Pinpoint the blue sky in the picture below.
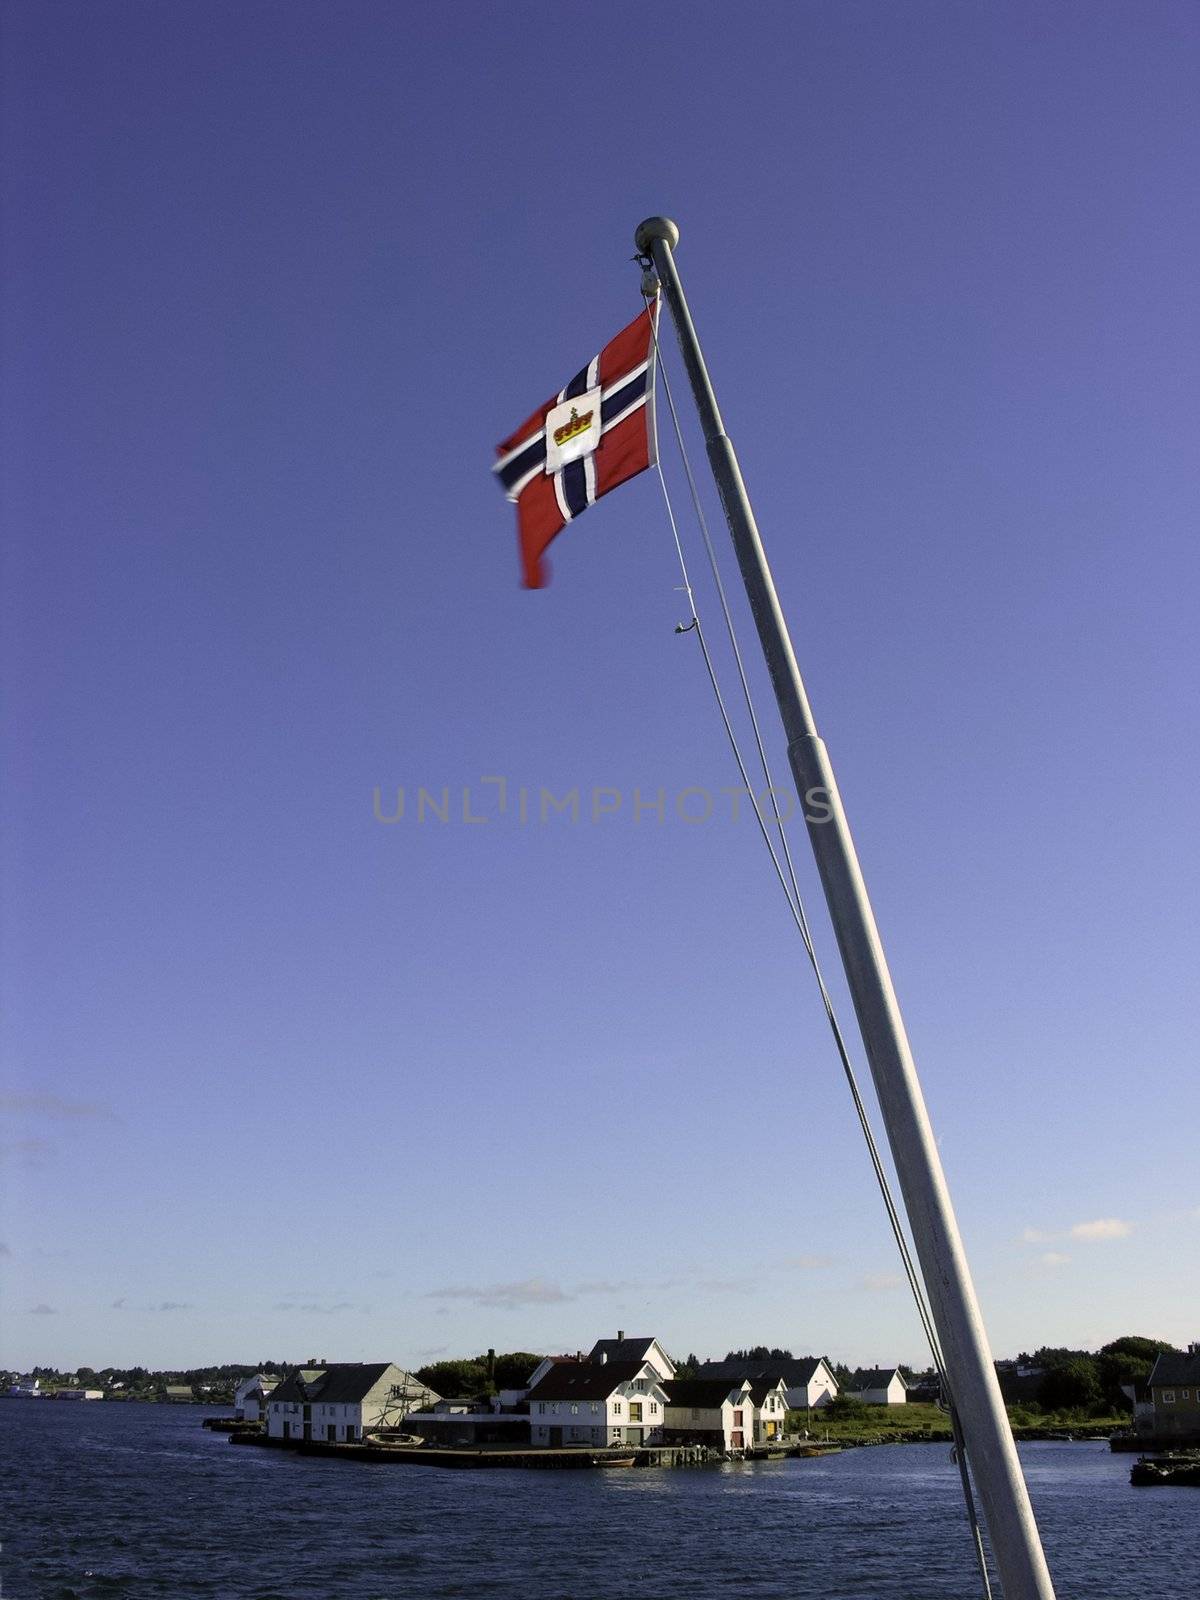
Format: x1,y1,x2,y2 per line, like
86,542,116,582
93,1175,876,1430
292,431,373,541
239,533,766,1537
2,1,1197,1374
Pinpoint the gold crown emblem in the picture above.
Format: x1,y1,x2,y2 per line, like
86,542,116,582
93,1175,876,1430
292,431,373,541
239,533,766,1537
553,406,594,447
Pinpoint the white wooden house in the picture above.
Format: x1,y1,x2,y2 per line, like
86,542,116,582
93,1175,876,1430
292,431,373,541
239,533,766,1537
266,1363,439,1443
520,1353,586,1396
234,1372,279,1422
748,1376,792,1443
846,1366,908,1405
527,1358,669,1447
662,1377,756,1452
696,1356,838,1411
588,1332,676,1382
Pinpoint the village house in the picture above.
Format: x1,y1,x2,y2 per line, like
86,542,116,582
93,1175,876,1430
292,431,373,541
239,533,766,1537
162,1384,194,1403
6,1378,44,1397
662,1377,755,1453
588,1332,676,1382
518,1352,585,1398
748,1376,792,1443
1146,1346,1200,1441
846,1366,908,1405
527,1358,669,1448
266,1362,439,1443
696,1355,838,1411
234,1372,279,1422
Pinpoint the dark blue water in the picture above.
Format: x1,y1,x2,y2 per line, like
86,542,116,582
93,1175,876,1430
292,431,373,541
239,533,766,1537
2,1402,1194,1598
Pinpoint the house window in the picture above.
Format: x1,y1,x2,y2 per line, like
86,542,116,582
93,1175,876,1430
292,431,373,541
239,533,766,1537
1182,1390,1191,1401
635,1379,646,1391
613,1401,622,1416
629,1403,643,1422
538,1403,546,1414
650,1402,658,1414
591,1403,599,1414
570,1403,579,1415
1163,1391,1176,1404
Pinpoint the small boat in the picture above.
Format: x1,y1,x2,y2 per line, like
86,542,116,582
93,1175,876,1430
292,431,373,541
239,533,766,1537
594,1453,637,1468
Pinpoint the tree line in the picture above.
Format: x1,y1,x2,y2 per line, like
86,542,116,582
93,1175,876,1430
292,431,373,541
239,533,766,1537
9,1334,1178,1412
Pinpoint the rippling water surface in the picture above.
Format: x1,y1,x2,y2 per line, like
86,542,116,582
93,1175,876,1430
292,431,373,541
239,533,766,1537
3,1402,1194,1598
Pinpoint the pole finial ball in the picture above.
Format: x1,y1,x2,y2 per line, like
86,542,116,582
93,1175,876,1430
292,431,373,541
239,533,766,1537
634,216,680,254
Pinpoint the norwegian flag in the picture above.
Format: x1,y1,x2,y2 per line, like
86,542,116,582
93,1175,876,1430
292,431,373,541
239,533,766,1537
493,305,657,587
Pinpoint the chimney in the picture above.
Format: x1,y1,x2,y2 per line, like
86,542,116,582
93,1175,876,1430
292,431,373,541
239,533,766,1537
617,1329,625,1342
486,1348,496,1382
307,1357,317,1366
576,1351,583,1363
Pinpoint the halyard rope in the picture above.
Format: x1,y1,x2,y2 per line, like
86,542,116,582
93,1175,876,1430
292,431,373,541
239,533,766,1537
642,286,994,1600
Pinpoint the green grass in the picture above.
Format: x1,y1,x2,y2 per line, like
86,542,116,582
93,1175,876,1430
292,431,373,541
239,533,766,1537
787,1403,1127,1443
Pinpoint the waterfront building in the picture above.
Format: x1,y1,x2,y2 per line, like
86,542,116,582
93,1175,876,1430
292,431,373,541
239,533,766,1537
1146,1345,1200,1440
747,1376,792,1442
518,1352,585,1398
6,1379,45,1398
265,1362,438,1443
661,1377,756,1452
234,1373,279,1422
527,1358,668,1448
587,1333,676,1382
54,1387,104,1401
163,1385,194,1403
695,1355,838,1411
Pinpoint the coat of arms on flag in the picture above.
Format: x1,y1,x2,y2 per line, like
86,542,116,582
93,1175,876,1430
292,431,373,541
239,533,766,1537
493,305,657,587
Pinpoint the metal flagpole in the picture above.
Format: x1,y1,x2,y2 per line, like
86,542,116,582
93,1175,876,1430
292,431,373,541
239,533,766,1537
635,216,1056,1600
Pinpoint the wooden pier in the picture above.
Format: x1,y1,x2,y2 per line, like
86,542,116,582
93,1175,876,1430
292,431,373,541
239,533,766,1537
227,1433,821,1470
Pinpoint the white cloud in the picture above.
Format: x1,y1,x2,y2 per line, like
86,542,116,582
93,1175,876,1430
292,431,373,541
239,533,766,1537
0,1093,115,1121
273,1300,353,1315
1039,1252,1070,1267
783,1254,833,1270
426,1278,572,1309
860,1273,903,1292
1069,1218,1133,1241
1020,1227,1052,1244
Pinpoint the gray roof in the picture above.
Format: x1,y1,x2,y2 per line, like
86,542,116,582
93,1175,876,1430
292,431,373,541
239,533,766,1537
528,1360,647,1402
663,1378,746,1409
1148,1350,1200,1388
589,1337,662,1367
849,1367,907,1390
270,1362,426,1406
698,1357,828,1386
746,1377,790,1404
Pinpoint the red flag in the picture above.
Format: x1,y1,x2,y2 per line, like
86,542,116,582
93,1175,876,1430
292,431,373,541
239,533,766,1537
493,306,657,587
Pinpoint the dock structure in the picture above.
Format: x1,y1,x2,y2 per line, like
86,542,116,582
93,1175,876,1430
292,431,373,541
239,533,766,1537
227,1433,832,1470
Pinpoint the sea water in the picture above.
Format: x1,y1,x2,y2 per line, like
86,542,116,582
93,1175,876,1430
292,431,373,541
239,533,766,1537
2,1401,1193,1599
